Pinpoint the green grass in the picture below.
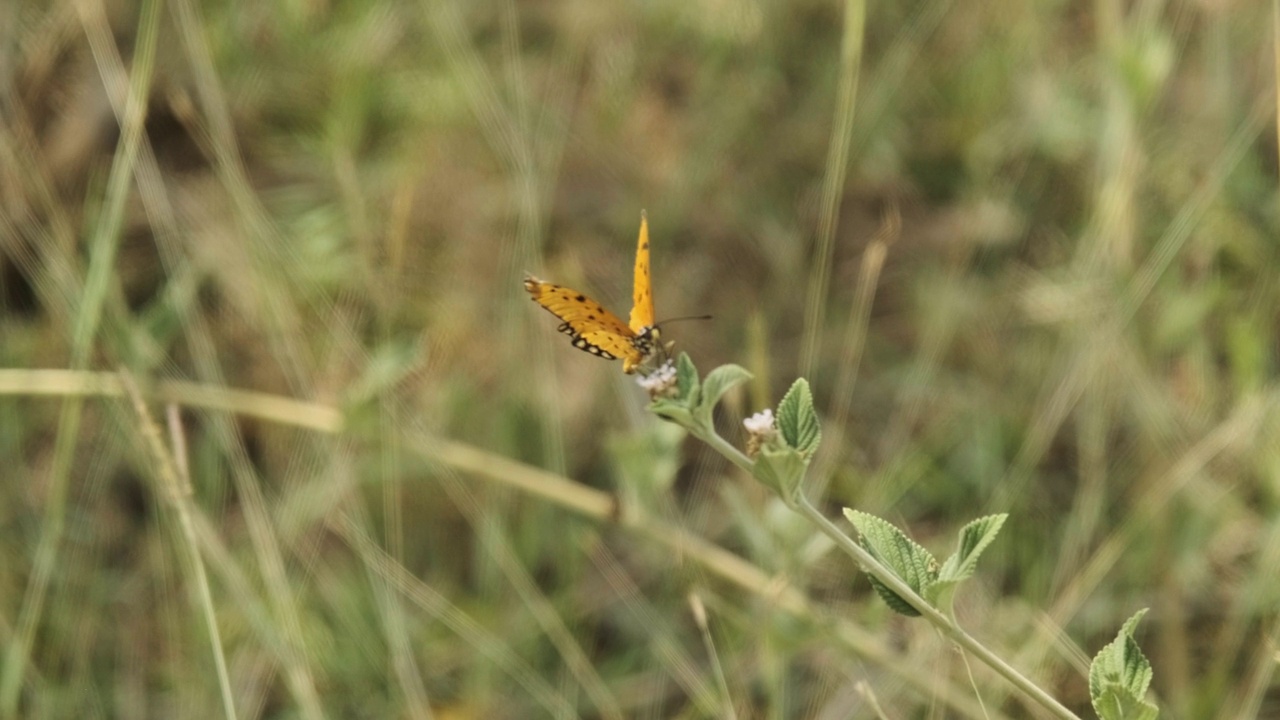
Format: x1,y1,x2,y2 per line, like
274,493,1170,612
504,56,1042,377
2,0,1279,717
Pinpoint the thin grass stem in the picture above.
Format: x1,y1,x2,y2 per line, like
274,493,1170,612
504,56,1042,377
0,0,160,711
119,372,238,720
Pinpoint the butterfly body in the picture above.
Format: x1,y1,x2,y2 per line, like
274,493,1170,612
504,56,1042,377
525,214,659,374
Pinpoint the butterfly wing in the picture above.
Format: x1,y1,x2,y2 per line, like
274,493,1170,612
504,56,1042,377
523,276,645,369
628,212,655,334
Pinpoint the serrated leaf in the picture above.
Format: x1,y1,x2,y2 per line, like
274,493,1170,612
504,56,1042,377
1119,608,1148,641
844,509,937,617
776,378,821,457
675,352,701,405
1093,686,1159,720
751,445,808,503
694,364,753,425
1090,610,1157,720
865,574,922,617
937,514,1007,584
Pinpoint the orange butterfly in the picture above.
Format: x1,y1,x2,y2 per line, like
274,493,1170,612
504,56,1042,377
524,213,659,374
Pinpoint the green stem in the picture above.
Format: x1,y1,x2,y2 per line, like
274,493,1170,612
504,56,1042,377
794,497,1080,720
665,373,1078,718
689,426,755,474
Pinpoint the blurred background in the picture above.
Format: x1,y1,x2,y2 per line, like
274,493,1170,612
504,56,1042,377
2,0,1279,717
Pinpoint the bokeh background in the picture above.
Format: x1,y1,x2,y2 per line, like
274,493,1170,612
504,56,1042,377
2,0,1279,717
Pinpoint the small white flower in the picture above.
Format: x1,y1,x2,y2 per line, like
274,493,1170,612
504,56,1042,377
743,408,777,459
635,361,678,397
743,408,776,434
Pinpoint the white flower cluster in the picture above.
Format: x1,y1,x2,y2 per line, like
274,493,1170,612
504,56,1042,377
742,408,775,434
635,361,678,397
743,408,777,458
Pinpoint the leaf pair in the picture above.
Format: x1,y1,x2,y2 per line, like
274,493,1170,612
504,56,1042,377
843,511,1007,617
847,510,1157,718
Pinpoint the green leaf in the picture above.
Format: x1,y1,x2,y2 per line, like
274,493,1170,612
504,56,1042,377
937,514,1007,584
776,378,821,457
1093,687,1159,720
694,363,753,425
675,352,701,406
1118,609,1148,642
649,400,695,428
751,445,809,504
1090,609,1157,720
648,353,701,428
844,510,937,617
929,514,1005,611
926,577,961,613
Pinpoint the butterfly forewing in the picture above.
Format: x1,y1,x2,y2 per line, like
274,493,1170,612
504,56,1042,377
629,212,655,334
523,277,644,367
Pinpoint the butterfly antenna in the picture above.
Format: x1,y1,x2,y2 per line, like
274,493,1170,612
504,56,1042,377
655,314,714,326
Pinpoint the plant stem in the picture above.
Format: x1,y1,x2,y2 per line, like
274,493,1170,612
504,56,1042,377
690,426,755,474
666,372,1078,718
795,497,1081,720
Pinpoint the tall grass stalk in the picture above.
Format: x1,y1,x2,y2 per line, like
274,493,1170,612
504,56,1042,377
0,0,159,712
801,0,866,376
118,372,238,720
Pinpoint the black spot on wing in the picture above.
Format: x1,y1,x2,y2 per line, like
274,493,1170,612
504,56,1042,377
568,334,617,360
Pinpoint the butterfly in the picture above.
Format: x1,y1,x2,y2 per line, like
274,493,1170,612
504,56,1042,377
524,213,660,374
